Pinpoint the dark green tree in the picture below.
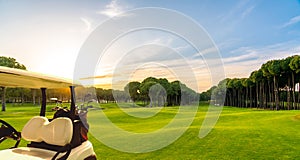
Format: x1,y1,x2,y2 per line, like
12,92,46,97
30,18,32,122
170,81,181,106
208,55,300,110
0,56,26,111
268,60,281,110
280,56,294,109
124,81,141,105
200,86,216,102
139,77,158,106
289,55,300,109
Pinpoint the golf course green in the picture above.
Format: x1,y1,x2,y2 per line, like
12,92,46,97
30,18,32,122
1,103,300,159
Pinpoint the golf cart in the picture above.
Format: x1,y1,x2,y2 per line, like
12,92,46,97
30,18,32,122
0,66,96,160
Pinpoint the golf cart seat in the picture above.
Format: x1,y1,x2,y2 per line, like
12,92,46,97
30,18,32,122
22,116,73,146
0,116,95,160
0,141,95,160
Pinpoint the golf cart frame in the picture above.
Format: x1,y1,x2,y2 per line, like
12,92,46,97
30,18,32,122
0,66,96,160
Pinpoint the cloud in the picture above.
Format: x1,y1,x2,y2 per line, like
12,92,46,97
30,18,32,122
223,41,300,78
216,38,242,51
241,5,255,19
80,17,92,32
220,0,255,23
280,15,300,28
223,52,258,64
80,74,115,80
191,47,219,58
215,1,256,40
97,0,127,17
173,45,190,52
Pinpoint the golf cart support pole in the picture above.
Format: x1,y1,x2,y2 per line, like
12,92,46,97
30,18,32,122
69,86,76,120
40,88,46,117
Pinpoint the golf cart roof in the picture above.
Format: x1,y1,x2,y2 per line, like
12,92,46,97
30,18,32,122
0,66,76,89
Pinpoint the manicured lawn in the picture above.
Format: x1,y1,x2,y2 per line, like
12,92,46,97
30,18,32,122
1,103,300,159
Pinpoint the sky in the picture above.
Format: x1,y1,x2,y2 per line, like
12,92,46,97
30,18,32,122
0,0,300,92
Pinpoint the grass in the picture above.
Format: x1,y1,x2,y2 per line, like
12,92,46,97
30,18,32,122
1,103,300,159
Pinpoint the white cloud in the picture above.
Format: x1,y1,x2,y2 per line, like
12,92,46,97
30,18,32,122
220,0,255,23
223,41,300,78
241,5,255,19
217,38,241,49
280,15,300,28
97,0,127,17
146,37,174,46
216,0,256,38
173,45,190,52
191,47,219,58
80,17,92,32
223,52,258,64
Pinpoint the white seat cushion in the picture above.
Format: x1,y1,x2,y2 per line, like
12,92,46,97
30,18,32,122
0,141,95,160
0,147,56,160
22,116,73,146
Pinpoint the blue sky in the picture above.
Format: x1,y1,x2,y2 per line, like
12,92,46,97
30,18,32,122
0,0,300,91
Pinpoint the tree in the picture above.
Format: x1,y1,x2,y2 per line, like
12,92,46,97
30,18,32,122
212,79,227,106
139,77,158,106
0,56,26,70
157,78,170,106
112,90,128,103
6,87,31,104
200,86,216,102
0,56,26,111
250,71,258,108
268,60,281,110
252,69,264,108
124,81,141,105
95,88,114,103
206,55,300,111
289,55,300,109
233,78,244,107
170,81,181,106
280,56,294,110
242,78,254,108
180,82,198,105
1,87,6,111
226,79,235,106
261,62,273,109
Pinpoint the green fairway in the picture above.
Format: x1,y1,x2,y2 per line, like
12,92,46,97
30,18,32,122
1,103,300,159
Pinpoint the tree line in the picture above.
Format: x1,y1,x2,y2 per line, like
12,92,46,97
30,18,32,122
205,55,300,110
1,56,199,110
1,56,27,111
93,77,199,107
123,77,198,106
0,56,71,111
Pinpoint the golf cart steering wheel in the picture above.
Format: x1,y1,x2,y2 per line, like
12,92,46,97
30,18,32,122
0,119,21,148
